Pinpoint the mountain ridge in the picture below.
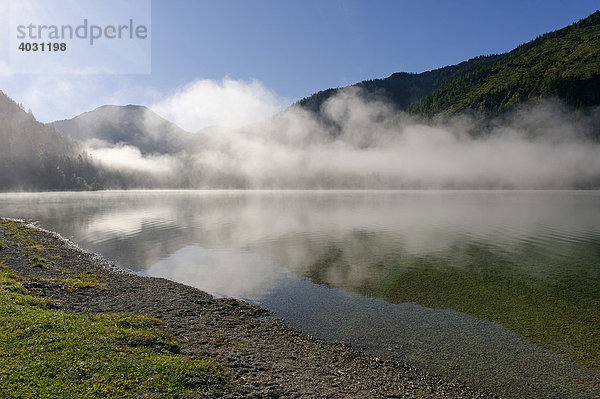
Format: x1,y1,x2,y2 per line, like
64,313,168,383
412,10,600,115
50,104,194,155
0,90,102,191
298,10,600,117
2,11,599,191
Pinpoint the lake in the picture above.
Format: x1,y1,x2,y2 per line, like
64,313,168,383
1,190,599,398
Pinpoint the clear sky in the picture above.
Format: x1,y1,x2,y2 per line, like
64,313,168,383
0,0,598,129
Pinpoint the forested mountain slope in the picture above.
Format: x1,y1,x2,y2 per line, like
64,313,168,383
0,91,102,191
298,11,600,117
412,11,600,114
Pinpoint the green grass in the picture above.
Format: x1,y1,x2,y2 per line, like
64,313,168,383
1,220,39,245
0,262,229,398
29,254,47,263
0,219,231,396
30,272,107,291
24,244,45,251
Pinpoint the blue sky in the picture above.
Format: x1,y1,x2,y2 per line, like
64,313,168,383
0,0,598,129
150,0,598,96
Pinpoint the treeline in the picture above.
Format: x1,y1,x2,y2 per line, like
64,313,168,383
298,54,502,114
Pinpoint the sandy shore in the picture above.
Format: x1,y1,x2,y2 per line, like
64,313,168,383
0,218,496,398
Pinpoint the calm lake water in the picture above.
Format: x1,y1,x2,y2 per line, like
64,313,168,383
1,190,599,398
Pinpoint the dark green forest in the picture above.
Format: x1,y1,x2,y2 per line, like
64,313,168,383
298,54,503,114
413,11,600,115
299,11,600,116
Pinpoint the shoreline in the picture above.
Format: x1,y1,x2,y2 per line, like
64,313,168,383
0,217,495,398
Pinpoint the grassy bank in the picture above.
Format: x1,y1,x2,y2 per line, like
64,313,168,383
0,219,229,398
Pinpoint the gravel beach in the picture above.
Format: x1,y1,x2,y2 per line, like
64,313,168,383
0,218,496,398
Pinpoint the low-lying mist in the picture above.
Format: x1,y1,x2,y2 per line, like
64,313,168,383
86,88,600,189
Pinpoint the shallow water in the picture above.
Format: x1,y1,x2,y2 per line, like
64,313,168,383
1,190,599,398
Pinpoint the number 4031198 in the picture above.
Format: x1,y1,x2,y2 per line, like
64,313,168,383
18,42,66,51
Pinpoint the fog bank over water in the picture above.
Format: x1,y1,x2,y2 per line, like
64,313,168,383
87,87,600,189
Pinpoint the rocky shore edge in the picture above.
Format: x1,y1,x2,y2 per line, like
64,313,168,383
0,218,496,398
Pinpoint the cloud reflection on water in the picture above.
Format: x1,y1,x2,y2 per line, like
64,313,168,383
144,244,293,300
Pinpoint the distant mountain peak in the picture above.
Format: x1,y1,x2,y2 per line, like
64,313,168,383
50,104,193,155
